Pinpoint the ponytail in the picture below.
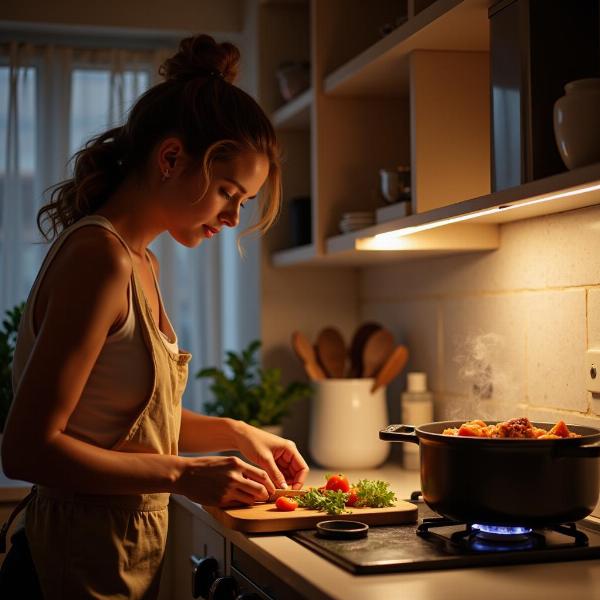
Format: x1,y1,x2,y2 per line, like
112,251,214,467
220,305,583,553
38,127,128,240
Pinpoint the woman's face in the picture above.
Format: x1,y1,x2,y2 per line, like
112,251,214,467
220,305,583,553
164,149,269,247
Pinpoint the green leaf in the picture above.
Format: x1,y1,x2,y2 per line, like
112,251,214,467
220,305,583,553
195,339,311,426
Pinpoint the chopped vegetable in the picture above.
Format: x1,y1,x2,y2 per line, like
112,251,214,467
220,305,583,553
275,496,298,511
353,479,396,508
297,476,396,515
345,488,358,507
297,488,350,515
325,473,350,493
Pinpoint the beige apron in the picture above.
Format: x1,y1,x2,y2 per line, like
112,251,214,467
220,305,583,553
10,216,191,599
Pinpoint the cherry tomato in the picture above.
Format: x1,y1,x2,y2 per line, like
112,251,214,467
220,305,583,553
325,474,350,493
275,496,298,511
345,488,359,507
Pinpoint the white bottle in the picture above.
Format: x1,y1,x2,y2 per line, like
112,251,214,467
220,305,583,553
400,372,434,470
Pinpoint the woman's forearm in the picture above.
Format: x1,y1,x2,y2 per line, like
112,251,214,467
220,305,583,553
1,431,184,495
178,409,246,453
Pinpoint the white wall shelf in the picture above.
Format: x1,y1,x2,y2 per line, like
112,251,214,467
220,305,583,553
271,242,317,267
318,162,600,265
324,0,489,97
271,87,312,129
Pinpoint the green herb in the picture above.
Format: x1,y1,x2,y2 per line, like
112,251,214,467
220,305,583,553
353,479,396,508
296,478,397,515
297,489,350,516
196,340,311,427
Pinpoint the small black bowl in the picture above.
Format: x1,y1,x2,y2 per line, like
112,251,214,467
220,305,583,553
316,520,369,540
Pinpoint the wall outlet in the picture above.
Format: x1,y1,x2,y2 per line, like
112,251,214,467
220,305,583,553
585,349,600,393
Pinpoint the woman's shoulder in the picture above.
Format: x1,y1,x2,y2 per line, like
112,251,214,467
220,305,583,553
49,224,133,292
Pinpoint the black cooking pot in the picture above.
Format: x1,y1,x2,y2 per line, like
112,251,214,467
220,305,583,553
379,421,600,527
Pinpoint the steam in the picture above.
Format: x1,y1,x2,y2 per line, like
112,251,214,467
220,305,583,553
451,332,519,421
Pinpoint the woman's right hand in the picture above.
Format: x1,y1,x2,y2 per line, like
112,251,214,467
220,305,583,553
173,455,275,507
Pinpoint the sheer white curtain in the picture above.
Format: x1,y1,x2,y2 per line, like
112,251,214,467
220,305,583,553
0,40,218,410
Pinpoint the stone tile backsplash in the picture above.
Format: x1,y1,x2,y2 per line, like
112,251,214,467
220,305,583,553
360,204,600,425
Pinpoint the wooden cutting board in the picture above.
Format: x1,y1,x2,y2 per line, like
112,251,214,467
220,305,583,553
204,500,418,533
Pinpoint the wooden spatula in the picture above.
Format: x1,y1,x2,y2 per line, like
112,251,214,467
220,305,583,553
348,322,382,377
315,327,346,378
371,345,409,393
362,328,394,377
291,331,326,381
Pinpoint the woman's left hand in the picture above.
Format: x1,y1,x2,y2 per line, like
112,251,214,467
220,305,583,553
233,423,309,490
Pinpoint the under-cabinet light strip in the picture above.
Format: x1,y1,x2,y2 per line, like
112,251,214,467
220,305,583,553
369,181,600,243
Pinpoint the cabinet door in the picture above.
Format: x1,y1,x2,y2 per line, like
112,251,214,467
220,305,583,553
167,502,226,600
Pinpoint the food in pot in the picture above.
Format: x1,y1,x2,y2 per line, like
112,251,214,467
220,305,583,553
442,417,581,439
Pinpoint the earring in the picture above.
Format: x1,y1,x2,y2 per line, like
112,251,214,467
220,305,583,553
161,169,170,182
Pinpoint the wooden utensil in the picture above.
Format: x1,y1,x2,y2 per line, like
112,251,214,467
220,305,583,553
203,500,418,533
315,327,346,378
348,322,382,377
291,331,326,381
371,345,409,393
362,327,394,377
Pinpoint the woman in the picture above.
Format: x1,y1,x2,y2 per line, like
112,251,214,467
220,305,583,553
0,34,309,599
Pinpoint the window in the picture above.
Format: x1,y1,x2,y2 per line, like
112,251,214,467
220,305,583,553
1,44,155,318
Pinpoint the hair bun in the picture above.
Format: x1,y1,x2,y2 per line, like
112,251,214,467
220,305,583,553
160,34,240,84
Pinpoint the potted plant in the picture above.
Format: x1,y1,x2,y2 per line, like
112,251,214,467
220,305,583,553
196,340,311,434
0,302,25,434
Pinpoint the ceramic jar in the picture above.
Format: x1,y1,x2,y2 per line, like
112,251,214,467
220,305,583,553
309,379,390,469
554,78,600,170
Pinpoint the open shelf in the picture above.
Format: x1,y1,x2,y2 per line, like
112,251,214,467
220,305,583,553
271,88,312,129
324,0,489,97
271,242,317,267
269,162,600,266
319,162,600,264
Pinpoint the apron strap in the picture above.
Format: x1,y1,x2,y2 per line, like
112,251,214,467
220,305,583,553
0,486,36,554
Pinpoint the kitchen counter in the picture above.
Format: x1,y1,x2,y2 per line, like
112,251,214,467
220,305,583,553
174,463,600,600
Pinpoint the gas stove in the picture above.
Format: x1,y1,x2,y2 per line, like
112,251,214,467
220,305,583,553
290,492,600,574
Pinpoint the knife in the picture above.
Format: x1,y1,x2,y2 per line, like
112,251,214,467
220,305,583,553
266,489,309,503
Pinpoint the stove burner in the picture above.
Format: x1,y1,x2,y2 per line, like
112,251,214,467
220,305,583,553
472,524,532,542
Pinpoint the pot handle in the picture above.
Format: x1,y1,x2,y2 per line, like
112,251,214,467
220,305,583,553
379,424,420,445
554,440,600,458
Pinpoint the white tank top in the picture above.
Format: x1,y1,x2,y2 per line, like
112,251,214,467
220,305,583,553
12,215,179,449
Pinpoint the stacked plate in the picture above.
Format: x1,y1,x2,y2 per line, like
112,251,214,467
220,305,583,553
338,211,375,234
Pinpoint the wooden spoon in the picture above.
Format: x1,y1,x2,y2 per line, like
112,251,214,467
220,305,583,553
315,327,346,378
291,331,326,381
362,327,394,377
371,345,409,393
348,322,382,377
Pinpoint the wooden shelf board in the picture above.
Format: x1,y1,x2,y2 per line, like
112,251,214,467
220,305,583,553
364,162,600,235
271,242,317,267
271,88,312,130
324,0,489,97
270,163,600,267
327,222,499,256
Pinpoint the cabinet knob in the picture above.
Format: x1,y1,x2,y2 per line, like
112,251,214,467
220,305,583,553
208,575,239,600
235,594,261,600
190,554,219,599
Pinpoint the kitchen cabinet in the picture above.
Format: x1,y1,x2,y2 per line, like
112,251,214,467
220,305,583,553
258,0,600,267
160,500,227,600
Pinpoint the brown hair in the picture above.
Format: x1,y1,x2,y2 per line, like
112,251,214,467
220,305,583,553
37,34,282,243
